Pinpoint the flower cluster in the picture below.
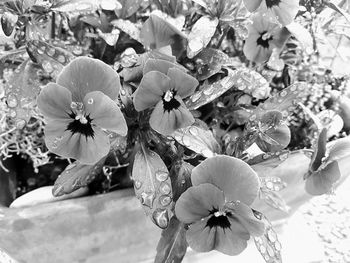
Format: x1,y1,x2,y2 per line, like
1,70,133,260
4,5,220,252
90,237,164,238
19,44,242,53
175,155,265,255
37,57,127,165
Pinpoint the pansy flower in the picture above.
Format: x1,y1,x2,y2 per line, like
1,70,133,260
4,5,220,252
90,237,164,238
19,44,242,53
244,0,299,26
37,57,128,165
243,14,290,64
133,58,198,135
175,156,265,255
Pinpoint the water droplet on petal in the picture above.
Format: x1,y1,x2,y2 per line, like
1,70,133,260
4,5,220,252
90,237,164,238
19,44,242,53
134,180,142,189
15,119,26,129
87,98,94,104
152,208,169,229
159,182,171,195
159,195,172,206
140,191,155,208
282,110,288,117
52,142,58,149
155,171,169,182
6,93,18,108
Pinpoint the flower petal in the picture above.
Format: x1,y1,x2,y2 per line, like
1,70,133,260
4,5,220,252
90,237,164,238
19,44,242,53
143,58,184,75
175,183,225,224
133,71,171,111
186,218,216,253
243,0,262,12
83,91,127,136
270,1,299,26
243,35,272,63
191,155,260,205
149,98,195,135
45,120,110,164
225,202,266,237
167,68,198,98
214,217,250,256
57,57,121,102
37,83,72,120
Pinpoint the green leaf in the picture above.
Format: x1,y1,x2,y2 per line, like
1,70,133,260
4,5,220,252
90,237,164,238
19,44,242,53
170,161,193,202
26,40,74,78
111,19,141,42
253,211,282,263
250,82,308,121
52,157,106,196
4,59,41,126
51,0,121,13
194,48,240,81
310,128,328,172
154,216,188,263
132,145,173,229
1,11,17,36
187,16,218,58
115,0,148,19
172,123,220,157
285,22,313,52
186,68,237,110
231,68,271,100
259,176,289,212
325,1,350,24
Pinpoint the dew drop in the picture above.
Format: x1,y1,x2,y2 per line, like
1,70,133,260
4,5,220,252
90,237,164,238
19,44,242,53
57,55,66,64
65,162,77,171
203,86,215,95
280,90,288,97
282,110,288,117
159,195,172,207
290,85,297,92
37,48,44,55
8,109,17,118
266,181,274,190
274,241,281,251
267,229,277,242
73,46,83,56
52,142,58,149
134,180,142,189
140,191,155,208
259,244,267,254
278,152,289,161
267,245,275,257
182,136,191,147
159,182,171,195
71,102,78,109
155,171,169,182
191,92,201,102
15,119,26,129
189,126,198,136
152,209,169,229
6,93,18,108
262,153,270,160
102,166,112,177
46,48,56,57
87,98,94,104
249,114,257,122
42,60,53,73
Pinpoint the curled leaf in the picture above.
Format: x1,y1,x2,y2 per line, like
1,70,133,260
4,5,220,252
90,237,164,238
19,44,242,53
172,124,220,158
1,12,18,36
132,145,173,229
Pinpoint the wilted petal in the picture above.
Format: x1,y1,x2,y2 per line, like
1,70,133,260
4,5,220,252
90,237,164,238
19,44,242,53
214,217,250,255
186,218,216,253
57,57,121,102
175,183,225,224
133,71,171,111
37,83,72,120
191,155,260,205
83,91,127,136
167,68,198,98
149,98,194,135
243,0,262,12
226,202,265,237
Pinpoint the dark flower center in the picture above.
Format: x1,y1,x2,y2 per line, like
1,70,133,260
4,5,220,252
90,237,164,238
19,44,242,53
66,112,95,139
265,0,281,8
162,89,181,112
257,31,273,48
206,208,231,229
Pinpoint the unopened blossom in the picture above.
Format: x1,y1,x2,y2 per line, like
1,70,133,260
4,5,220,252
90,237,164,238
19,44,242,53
133,58,198,135
175,156,265,255
37,57,127,165
244,0,300,26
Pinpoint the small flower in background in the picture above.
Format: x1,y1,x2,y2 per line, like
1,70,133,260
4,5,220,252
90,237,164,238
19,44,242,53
243,0,300,26
133,58,198,135
175,155,265,255
37,57,128,165
243,14,290,64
